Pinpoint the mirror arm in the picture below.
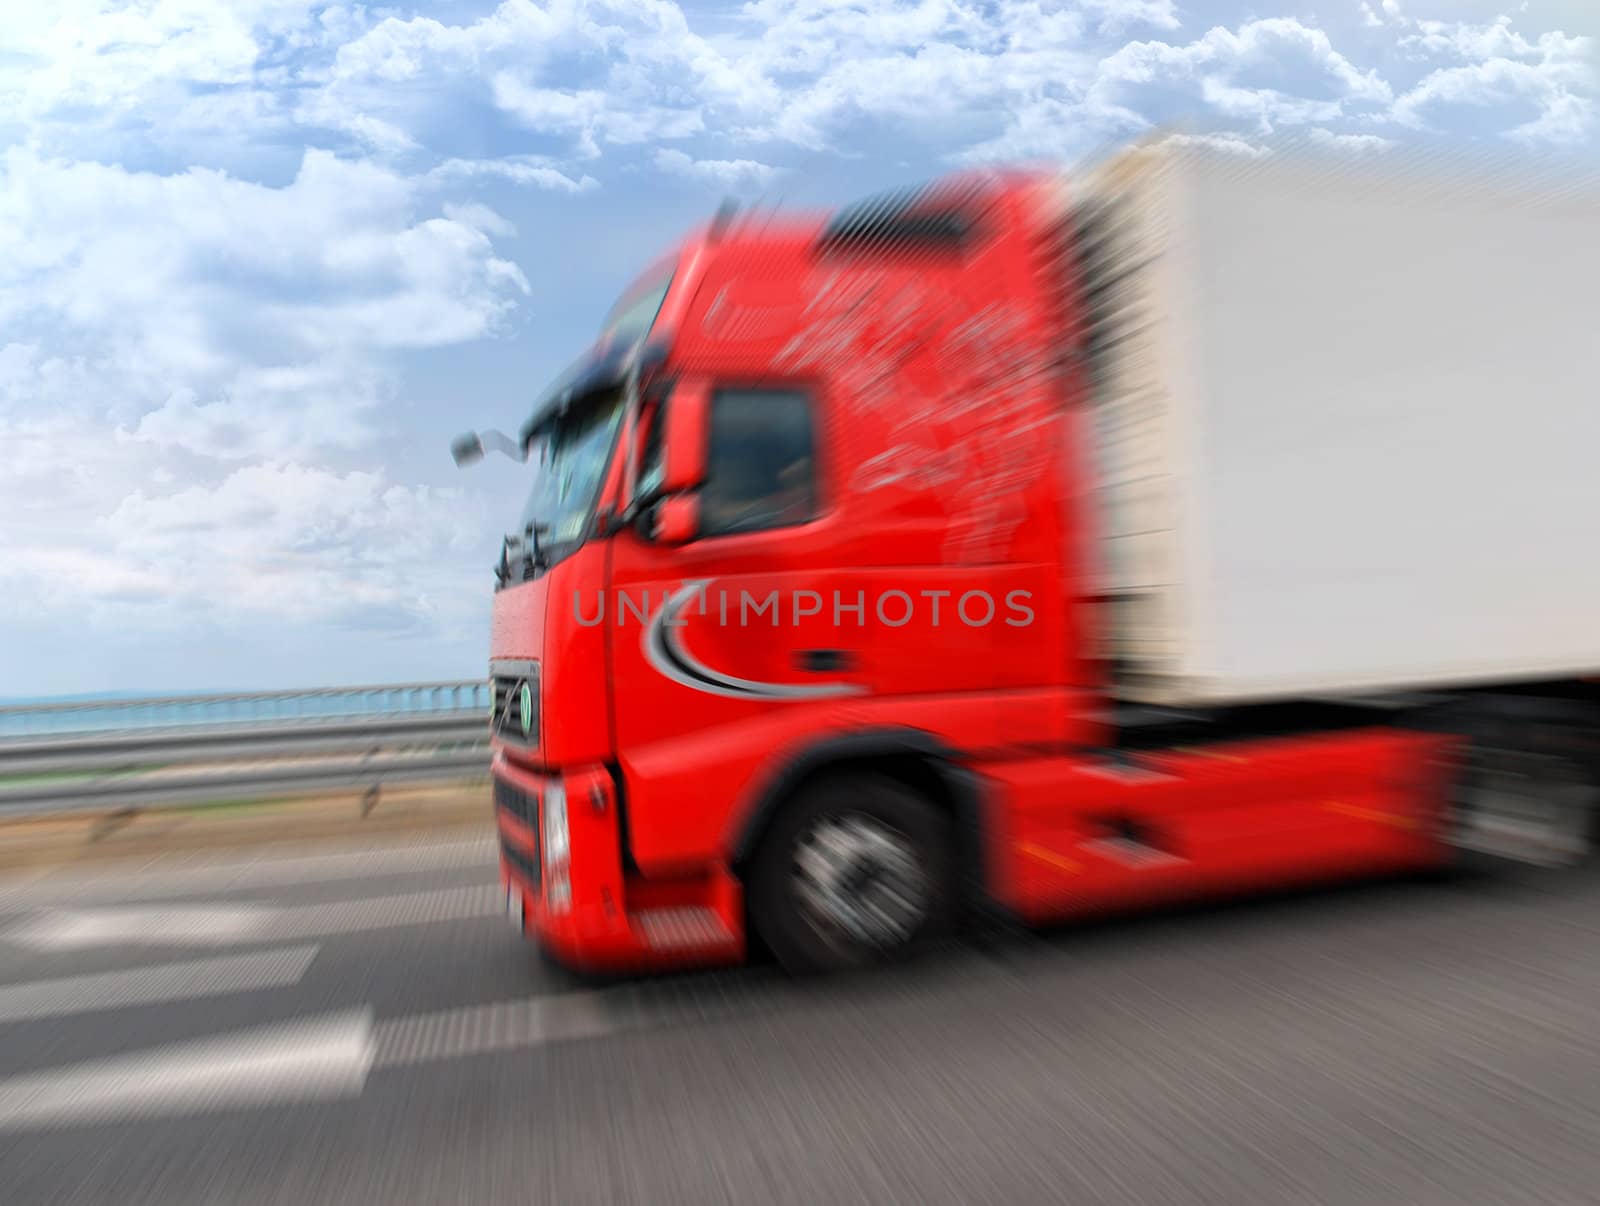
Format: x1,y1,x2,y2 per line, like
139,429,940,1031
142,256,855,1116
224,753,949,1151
480,431,525,463
452,429,526,468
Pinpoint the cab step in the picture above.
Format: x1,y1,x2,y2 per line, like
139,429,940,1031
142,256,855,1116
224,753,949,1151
634,907,738,952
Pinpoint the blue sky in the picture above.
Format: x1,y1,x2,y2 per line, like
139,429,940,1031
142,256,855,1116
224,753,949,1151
1,0,1595,695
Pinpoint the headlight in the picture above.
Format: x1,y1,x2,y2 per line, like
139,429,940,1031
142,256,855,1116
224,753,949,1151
542,780,569,869
547,876,571,914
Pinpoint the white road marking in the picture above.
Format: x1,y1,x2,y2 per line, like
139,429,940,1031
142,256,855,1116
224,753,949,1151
372,972,790,1069
8,906,270,950
0,946,320,1023
0,955,1013,1131
369,957,998,1069
270,883,499,940
5,885,501,951
372,994,616,1068
0,1009,374,1131
0,836,497,913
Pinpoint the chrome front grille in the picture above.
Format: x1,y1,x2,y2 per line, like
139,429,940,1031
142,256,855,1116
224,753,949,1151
494,776,538,827
490,660,539,748
494,776,540,886
501,840,541,888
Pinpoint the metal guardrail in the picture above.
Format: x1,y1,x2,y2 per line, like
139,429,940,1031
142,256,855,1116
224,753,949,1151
0,684,494,819
0,681,491,738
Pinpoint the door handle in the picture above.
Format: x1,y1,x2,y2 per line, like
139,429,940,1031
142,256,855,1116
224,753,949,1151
797,649,854,673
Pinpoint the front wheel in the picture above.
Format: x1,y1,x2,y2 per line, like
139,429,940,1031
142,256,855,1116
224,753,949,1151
749,774,955,974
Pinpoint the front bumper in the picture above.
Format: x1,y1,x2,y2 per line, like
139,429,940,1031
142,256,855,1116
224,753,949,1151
493,753,745,974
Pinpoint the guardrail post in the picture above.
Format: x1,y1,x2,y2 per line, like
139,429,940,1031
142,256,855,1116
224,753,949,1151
90,806,141,842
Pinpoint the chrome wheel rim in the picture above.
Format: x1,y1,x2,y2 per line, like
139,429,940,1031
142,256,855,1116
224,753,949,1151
791,813,930,951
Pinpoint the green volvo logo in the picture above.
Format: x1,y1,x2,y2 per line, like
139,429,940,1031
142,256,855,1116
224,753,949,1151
517,682,534,737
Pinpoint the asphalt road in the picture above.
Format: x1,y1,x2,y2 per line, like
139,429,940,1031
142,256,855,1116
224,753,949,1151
0,836,1597,1205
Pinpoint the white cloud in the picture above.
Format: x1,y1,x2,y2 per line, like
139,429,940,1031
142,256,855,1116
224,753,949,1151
126,363,386,461
7,2,1591,180
0,146,528,422
430,156,599,193
319,0,753,163
0,404,489,643
491,74,706,152
0,1,333,157
653,148,783,190
299,103,422,155
970,15,1405,162
46,0,1562,179
0,141,530,654
737,0,1001,77
1305,127,1398,151
0,1,315,108
1080,0,1181,35
0,443,490,634
1091,19,1393,131
738,0,1095,152
1399,17,1589,64
97,462,489,627
299,0,1104,163
1509,88,1594,143
1391,19,1595,144
1156,131,1272,157
442,201,518,238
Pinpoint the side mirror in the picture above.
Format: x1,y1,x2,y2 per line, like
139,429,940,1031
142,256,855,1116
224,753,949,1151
661,381,711,494
653,495,700,545
451,429,526,468
451,433,485,467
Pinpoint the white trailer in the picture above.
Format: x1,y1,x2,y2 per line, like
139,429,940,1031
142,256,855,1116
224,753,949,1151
1063,141,1600,706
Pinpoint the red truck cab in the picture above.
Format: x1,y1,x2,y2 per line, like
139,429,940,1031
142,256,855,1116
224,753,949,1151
475,172,1521,975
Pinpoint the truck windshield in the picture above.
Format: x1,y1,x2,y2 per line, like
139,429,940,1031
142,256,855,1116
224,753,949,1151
518,389,626,547
601,272,672,345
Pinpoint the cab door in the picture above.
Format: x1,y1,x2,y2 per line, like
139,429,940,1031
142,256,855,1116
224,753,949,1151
607,381,860,872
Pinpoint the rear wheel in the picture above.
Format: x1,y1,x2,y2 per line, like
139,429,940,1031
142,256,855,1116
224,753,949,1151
749,774,954,974
1447,745,1598,874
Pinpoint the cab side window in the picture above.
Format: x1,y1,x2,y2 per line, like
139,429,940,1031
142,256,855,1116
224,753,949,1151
700,389,817,537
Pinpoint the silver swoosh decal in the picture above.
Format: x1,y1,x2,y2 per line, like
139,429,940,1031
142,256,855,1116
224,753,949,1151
642,580,863,700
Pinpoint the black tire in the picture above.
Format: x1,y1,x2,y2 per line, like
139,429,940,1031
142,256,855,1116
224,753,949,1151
1446,744,1598,878
1405,700,1600,878
748,773,955,975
